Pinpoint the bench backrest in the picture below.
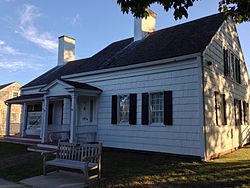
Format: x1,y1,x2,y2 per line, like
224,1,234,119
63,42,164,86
57,142,102,163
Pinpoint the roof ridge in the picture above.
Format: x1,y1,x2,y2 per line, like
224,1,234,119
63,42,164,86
0,82,15,90
149,12,225,35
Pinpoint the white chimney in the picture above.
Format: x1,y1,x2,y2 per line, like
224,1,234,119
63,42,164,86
58,35,76,66
134,9,157,41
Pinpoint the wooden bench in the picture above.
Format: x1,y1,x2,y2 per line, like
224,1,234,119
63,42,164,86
42,141,102,182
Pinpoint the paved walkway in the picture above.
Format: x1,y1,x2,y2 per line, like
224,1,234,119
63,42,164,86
20,171,87,188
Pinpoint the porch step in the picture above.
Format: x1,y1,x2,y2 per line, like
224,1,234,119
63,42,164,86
37,143,58,150
28,145,58,153
3,136,41,145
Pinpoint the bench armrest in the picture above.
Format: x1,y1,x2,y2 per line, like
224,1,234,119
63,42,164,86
41,150,59,157
42,150,59,163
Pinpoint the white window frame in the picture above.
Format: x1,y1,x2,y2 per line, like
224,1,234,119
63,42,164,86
12,91,19,98
224,49,241,84
118,94,130,124
149,92,164,126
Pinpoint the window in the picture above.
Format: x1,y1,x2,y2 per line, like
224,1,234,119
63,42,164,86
243,101,249,125
12,91,19,98
48,103,53,125
141,91,172,126
90,99,94,123
119,95,130,123
111,94,137,125
150,92,164,123
215,92,227,125
234,99,242,126
27,104,42,112
223,48,241,84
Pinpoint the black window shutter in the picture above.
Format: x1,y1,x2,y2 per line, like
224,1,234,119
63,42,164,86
111,95,117,124
141,93,149,125
234,99,238,126
247,103,250,124
243,101,246,123
129,94,137,125
235,58,240,84
215,92,219,126
238,60,241,84
222,94,227,125
164,91,173,125
239,100,242,125
224,49,228,76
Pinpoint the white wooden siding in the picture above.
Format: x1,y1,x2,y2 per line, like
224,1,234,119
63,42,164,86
70,58,202,157
203,19,250,158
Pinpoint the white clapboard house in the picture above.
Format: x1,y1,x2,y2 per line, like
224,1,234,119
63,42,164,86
5,12,250,160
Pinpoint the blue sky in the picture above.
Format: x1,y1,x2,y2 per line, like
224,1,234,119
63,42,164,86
0,0,249,85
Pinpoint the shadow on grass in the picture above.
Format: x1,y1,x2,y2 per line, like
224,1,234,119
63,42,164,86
92,147,250,188
0,142,249,187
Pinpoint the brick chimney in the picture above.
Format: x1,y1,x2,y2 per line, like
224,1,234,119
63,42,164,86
57,35,75,66
134,9,157,41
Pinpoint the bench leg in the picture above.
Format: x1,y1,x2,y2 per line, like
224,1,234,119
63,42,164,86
98,169,101,179
43,164,47,176
82,167,89,183
98,164,101,179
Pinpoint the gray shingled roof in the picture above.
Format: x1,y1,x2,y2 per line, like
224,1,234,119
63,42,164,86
6,94,44,103
23,13,225,88
0,82,14,90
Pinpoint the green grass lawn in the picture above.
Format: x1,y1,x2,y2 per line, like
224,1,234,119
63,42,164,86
0,142,249,187
0,142,28,158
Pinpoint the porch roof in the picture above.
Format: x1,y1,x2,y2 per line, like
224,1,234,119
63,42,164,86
60,79,102,92
40,79,102,96
6,94,44,104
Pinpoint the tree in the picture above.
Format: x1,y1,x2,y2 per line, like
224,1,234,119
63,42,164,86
117,0,250,23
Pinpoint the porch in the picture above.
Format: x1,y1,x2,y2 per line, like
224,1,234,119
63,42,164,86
5,79,102,144
3,135,41,145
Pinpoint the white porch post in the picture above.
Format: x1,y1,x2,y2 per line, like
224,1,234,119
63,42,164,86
63,98,71,125
70,94,78,143
40,101,44,139
20,103,27,137
42,97,49,143
5,103,11,136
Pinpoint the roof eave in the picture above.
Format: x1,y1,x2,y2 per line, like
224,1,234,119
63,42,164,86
62,52,202,79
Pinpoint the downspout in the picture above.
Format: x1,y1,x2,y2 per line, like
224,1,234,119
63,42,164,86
197,54,207,161
201,55,207,161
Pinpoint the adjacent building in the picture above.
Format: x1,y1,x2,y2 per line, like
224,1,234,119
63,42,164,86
0,82,21,135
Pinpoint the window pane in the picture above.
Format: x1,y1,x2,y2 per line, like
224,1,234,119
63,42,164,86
13,92,19,98
119,95,129,123
151,93,163,123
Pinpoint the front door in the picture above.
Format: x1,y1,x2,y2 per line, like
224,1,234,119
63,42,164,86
78,97,94,126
